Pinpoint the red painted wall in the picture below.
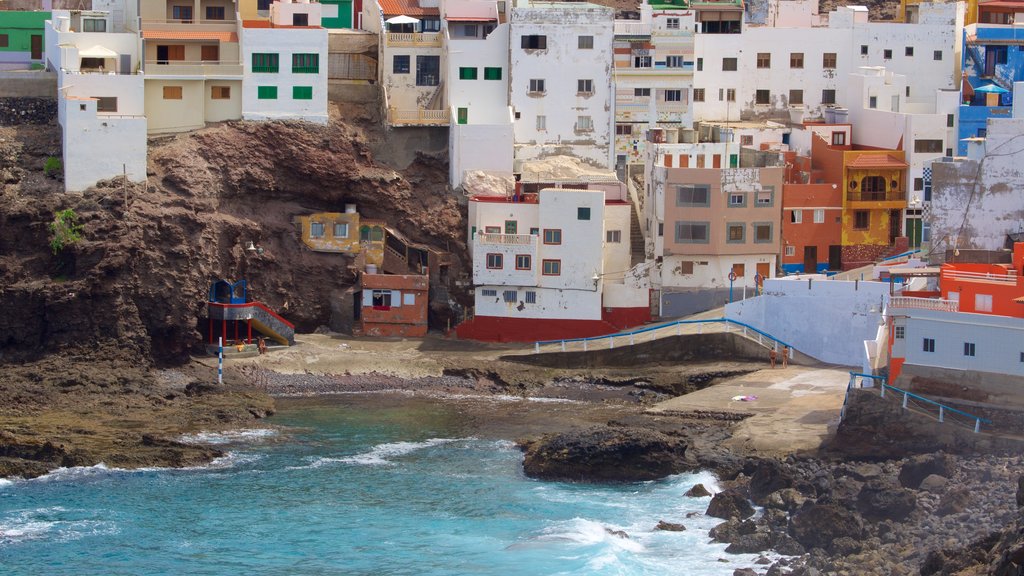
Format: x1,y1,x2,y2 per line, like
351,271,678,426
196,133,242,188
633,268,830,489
781,182,842,270
602,306,651,331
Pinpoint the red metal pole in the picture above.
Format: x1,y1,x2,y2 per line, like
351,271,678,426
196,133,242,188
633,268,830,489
234,320,238,342
248,319,252,343
222,318,226,344
208,317,213,344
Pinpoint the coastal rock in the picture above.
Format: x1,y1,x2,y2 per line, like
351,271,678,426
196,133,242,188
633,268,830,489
726,532,773,554
686,483,712,497
733,569,757,576
842,462,884,482
1018,476,1024,507
771,532,806,556
519,426,688,482
898,454,955,489
918,474,949,493
856,481,917,521
789,503,864,552
707,488,756,520
655,520,686,532
748,460,795,505
765,488,807,512
710,518,756,543
936,488,972,516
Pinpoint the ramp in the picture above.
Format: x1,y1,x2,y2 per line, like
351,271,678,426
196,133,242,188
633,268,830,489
208,302,295,346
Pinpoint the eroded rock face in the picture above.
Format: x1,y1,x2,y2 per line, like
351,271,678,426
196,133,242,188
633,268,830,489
899,454,955,489
519,426,689,483
789,503,864,553
707,488,756,520
748,460,795,504
856,480,917,522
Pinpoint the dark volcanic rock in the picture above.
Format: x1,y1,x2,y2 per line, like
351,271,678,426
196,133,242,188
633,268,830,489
1018,475,1024,507
655,520,686,532
748,459,796,504
789,503,864,552
707,488,756,520
937,488,972,516
856,480,917,521
686,483,712,497
899,454,955,489
519,426,688,482
726,532,773,554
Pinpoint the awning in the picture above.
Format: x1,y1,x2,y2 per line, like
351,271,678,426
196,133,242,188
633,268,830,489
385,15,420,24
975,83,1009,94
78,45,119,58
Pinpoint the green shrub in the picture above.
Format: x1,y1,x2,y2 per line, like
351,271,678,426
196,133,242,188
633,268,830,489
49,209,83,255
44,156,62,178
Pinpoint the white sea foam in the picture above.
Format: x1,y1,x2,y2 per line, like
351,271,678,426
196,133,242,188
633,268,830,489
28,452,260,483
178,428,278,445
0,507,116,545
0,478,13,488
303,438,462,468
535,518,646,553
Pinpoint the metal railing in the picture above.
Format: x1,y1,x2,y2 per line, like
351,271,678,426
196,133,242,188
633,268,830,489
846,191,906,203
888,297,959,312
387,106,449,125
532,317,795,356
145,60,243,76
613,20,651,36
140,19,239,31
843,372,991,433
942,269,1018,284
386,32,442,47
477,233,534,245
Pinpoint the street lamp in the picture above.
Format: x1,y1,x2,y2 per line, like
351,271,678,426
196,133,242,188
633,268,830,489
909,196,921,250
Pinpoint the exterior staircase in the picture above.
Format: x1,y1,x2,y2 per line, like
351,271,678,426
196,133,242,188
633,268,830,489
628,200,645,268
208,301,296,346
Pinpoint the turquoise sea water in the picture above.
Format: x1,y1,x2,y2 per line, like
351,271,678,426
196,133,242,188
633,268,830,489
0,395,768,575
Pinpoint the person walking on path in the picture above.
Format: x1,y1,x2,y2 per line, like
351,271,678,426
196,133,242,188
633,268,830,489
782,346,789,368
769,348,777,368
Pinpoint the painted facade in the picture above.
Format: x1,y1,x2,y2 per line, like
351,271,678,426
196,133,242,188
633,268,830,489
939,242,1024,318
509,1,615,169
0,11,49,70
957,12,1024,155
296,211,386,266
357,272,429,337
780,132,846,273
840,148,908,268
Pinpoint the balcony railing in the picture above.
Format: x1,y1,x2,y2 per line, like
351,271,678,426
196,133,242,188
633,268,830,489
942,269,1019,284
145,60,243,77
387,106,449,126
386,32,442,47
613,20,651,36
889,297,959,312
141,19,239,32
846,191,906,203
477,233,534,245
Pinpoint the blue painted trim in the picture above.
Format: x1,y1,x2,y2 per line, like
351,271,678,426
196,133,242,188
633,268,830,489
535,317,795,350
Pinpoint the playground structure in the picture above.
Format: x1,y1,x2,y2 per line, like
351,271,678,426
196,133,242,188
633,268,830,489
206,280,295,348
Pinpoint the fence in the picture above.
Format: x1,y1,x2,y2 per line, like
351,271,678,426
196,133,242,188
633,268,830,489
843,372,991,433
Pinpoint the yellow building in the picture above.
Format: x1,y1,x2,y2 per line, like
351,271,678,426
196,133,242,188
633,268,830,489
900,0,978,24
841,150,908,255
295,211,385,266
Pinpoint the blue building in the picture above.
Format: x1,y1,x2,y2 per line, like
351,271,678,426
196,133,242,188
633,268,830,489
958,23,1024,155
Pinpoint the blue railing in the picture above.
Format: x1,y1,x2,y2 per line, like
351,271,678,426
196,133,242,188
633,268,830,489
844,372,991,433
533,317,795,355
879,248,922,262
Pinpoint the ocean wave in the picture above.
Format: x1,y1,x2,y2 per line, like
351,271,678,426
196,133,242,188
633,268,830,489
26,452,261,483
0,478,13,488
533,518,646,553
299,438,463,468
177,428,278,445
0,507,117,546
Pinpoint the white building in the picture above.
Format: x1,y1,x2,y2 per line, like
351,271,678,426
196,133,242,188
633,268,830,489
444,0,513,188
509,1,615,170
241,0,329,123
45,10,147,192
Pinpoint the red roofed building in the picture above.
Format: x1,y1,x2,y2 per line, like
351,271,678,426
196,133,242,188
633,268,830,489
356,272,430,337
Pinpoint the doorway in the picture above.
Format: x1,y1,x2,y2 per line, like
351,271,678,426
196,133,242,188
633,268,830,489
888,209,902,245
828,245,842,271
803,246,817,274
756,262,770,279
31,35,42,60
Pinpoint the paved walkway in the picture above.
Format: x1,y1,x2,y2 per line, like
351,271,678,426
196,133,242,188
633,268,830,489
647,366,850,456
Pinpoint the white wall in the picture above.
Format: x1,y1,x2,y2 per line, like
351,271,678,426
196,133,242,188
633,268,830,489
474,284,603,320
725,277,890,365
449,119,514,188
662,254,777,290
61,95,147,192
241,26,328,123
537,188,605,291
892,309,1024,377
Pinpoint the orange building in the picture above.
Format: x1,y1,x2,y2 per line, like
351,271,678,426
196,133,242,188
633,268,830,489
939,242,1024,318
841,149,908,269
781,134,846,273
355,273,430,337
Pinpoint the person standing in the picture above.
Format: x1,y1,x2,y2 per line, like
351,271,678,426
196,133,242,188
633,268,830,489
769,348,777,368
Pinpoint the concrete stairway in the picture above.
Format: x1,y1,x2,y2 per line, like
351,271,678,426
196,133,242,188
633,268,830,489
629,201,645,268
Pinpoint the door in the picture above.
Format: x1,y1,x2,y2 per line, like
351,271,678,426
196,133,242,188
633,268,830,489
120,54,131,75
156,45,184,64
712,154,722,168
828,245,842,271
756,262,770,280
803,246,817,274
888,209,902,245
201,45,219,62
905,217,922,248
31,35,42,60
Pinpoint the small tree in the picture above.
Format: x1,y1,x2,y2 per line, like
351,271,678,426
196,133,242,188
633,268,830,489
49,209,83,255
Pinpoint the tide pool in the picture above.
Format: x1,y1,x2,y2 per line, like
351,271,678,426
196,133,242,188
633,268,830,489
0,395,768,575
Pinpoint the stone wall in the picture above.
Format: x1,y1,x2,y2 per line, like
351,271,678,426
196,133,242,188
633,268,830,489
0,71,57,99
0,97,57,125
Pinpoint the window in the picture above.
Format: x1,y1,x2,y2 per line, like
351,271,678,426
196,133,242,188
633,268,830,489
732,264,745,277
543,229,561,245
287,12,307,25
162,86,182,100
606,230,622,243
883,49,892,60
484,226,500,234
789,90,803,105
822,89,836,105
333,223,349,238
205,6,225,19
665,89,682,102
576,116,593,132
578,35,593,49
577,79,593,94
634,88,651,97
785,245,795,256
755,90,770,105
723,57,737,71
895,326,905,339
914,139,943,153
975,294,993,312
292,53,318,74
740,135,753,146
823,52,836,68
503,290,518,303
753,223,773,243
813,209,824,223
462,24,477,36
854,211,869,229
481,289,497,297
201,45,219,61
484,67,501,80
832,131,846,146
667,56,685,68
905,46,914,57
791,209,803,224
577,207,591,220
696,58,703,71
521,35,547,49
658,222,663,237
728,193,746,207
756,186,774,206
860,45,868,55
616,124,633,136
923,338,935,352
393,55,410,74
536,115,546,131
790,53,804,68
371,290,392,308
964,342,976,357
542,260,561,275
293,86,313,100
675,221,709,243
676,185,710,207
82,18,106,32
172,5,193,21
693,88,705,102
869,96,877,109
727,223,745,243
525,291,537,304
529,227,539,236
914,178,924,191
529,78,545,93
666,18,680,29
459,67,478,80
252,53,279,73
257,0,271,9
933,50,942,61
756,53,770,68
635,56,652,68
515,254,531,270
486,253,503,269
727,88,736,102
421,18,441,32
257,86,277,99
0,35,7,48
416,55,440,86
678,261,694,274
211,86,230,100
946,114,955,128
310,222,325,238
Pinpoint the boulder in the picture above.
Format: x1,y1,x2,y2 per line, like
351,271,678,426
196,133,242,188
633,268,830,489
655,520,686,532
1018,475,1024,507
898,454,955,489
918,474,948,493
733,569,758,576
726,532,773,554
749,460,796,504
765,488,807,512
842,462,883,482
519,426,688,482
856,481,917,521
789,503,864,553
771,532,806,556
937,488,971,516
710,518,756,543
686,483,712,497
707,488,756,520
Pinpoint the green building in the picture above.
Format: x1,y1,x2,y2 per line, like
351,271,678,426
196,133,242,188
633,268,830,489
320,0,355,29
0,11,51,68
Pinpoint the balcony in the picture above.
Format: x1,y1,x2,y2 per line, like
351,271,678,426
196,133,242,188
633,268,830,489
846,190,905,208
889,297,959,312
144,60,243,77
942,269,1019,285
614,20,651,36
477,233,534,245
387,106,449,126
141,19,239,33
386,32,442,48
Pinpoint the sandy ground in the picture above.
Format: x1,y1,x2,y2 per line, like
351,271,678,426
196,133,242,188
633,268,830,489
648,366,850,456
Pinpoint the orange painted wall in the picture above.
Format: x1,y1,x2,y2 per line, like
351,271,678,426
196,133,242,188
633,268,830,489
359,274,429,336
939,244,1024,318
781,183,843,269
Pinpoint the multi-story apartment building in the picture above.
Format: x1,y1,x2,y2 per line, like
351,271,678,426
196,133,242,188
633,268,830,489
509,1,615,169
